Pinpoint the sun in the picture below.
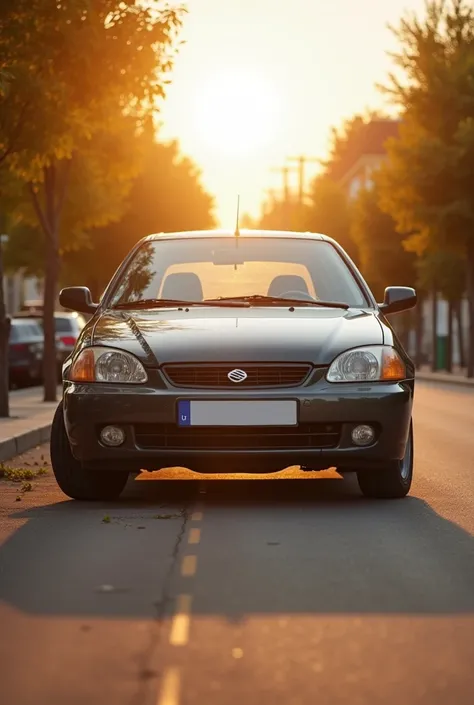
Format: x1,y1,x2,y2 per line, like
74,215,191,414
193,68,279,156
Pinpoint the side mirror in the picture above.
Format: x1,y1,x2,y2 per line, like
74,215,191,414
59,287,98,315
379,286,417,315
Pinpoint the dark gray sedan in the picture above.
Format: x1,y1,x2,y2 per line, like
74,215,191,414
8,317,44,386
51,229,416,501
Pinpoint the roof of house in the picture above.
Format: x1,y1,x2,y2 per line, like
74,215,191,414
330,119,400,183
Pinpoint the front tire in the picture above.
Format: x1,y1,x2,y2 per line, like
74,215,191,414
50,401,129,501
357,422,413,499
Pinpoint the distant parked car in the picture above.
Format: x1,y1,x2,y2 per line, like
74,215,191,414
8,318,44,387
14,310,86,371
51,312,87,367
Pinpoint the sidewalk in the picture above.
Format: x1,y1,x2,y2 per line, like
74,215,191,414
0,387,60,462
416,366,474,387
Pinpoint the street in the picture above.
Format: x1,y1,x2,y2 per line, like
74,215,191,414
0,381,473,705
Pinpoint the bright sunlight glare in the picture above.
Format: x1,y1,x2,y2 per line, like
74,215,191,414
193,69,280,157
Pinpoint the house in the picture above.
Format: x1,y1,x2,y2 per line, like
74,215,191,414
336,118,401,200
2,272,43,315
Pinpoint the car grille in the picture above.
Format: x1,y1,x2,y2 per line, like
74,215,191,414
161,363,312,389
134,423,341,450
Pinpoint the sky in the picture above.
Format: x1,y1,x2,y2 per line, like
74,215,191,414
159,0,427,227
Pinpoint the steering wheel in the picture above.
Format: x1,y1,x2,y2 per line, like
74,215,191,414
278,290,319,302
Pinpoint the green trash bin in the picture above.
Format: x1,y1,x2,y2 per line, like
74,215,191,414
436,335,448,369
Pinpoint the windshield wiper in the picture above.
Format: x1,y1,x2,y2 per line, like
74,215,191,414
112,298,249,310
207,295,350,309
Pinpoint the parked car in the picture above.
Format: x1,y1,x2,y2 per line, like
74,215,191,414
14,310,86,370
51,229,417,502
8,317,44,387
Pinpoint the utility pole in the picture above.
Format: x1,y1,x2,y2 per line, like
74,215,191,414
287,155,320,207
270,165,298,230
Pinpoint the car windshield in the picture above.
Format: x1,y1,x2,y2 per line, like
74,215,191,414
10,321,42,341
109,237,369,308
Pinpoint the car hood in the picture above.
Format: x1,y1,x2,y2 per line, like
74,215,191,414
90,307,384,366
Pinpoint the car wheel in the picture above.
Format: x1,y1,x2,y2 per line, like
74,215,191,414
50,401,129,501
356,421,413,499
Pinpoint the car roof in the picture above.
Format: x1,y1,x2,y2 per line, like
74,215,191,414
12,317,41,325
143,229,330,243
14,310,81,319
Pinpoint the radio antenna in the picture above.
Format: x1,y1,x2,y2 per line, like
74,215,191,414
234,195,240,237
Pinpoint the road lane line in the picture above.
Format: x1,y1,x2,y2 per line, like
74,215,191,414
188,527,201,544
169,594,192,646
157,667,180,705
181,555,197,577
191,510,203,521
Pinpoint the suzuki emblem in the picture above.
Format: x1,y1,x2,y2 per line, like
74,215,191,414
227,368,248,383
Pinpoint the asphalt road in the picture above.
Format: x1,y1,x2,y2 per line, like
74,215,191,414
0,381,473,705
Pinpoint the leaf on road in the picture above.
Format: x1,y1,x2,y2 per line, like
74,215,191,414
95,584,130,593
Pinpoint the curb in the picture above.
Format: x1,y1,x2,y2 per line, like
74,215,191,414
0,423,52,463
416,373,474,388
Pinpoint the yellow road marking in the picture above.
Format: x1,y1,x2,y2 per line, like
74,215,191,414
188,527,201,545
191,511,203,521
157,667,180,705
181,555,197,577
169,594,192,646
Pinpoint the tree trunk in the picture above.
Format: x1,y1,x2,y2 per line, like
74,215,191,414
431,289,438,372
415,291,424,369
446,300,453,373
455,299,465,369
28,159,71,402
42,230,59,401
466,249,474,378
0,237,10,417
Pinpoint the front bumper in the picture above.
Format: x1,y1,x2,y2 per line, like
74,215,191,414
63,372,414,473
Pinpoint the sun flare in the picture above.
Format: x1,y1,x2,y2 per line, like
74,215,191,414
193,68,279,156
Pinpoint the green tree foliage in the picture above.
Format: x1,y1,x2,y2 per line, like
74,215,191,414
306,175,356,262
378,0,474,375
351,183,417,301
0,0,183,400
323,112,381,181
60,135,215,298
259,198,307,232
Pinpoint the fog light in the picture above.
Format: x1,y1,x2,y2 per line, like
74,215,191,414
100,425,125,447
351,424,375,447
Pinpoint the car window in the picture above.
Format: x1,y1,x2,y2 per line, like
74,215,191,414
110,237,368,307
10,321,42,341
55,317,73,333
160,261,317,300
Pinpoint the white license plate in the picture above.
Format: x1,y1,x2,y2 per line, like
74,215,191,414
177,400,297,427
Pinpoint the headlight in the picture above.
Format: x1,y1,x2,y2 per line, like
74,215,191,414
327,346,406,382
69,346,148,384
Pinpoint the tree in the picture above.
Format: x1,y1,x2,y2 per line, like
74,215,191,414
378,0,474,376
416,249,466,370
60,135,216,297
351,182,417,300
306,174,357,262
351,182,418,352
259,196,308,232
0,0,183,401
